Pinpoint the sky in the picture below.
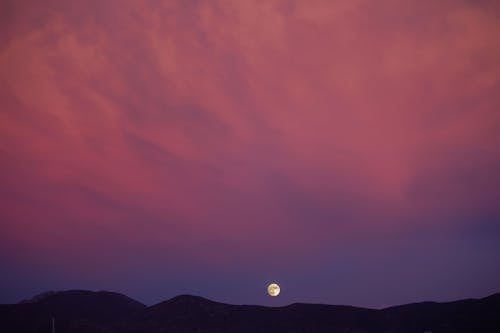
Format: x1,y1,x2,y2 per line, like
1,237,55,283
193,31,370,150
1,0,499,308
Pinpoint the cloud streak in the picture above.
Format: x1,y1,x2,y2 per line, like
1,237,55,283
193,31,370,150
1,0,499,306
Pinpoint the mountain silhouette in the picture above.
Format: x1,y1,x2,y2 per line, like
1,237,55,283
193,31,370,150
1,290,145,333
1,290,499,332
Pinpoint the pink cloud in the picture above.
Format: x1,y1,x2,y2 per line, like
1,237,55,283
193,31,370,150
1,0,499,304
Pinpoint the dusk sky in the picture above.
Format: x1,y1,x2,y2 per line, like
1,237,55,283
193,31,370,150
1,0,500,308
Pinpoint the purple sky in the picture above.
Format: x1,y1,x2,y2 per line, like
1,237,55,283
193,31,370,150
1,0,500,307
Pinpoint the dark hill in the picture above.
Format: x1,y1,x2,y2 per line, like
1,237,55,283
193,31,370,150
1,291,499,332
1,290,146,333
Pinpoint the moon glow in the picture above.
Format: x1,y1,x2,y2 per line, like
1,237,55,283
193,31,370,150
267,283,280,297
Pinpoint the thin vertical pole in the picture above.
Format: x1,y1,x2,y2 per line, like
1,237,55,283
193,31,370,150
51,317,55,333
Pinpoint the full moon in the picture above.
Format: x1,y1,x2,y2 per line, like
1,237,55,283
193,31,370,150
267,283,280,297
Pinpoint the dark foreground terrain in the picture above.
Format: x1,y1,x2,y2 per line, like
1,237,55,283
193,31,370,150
1,290,499,332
